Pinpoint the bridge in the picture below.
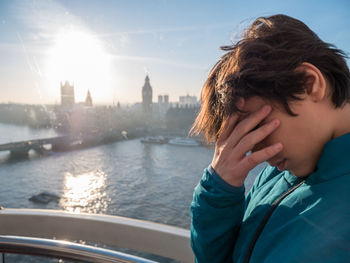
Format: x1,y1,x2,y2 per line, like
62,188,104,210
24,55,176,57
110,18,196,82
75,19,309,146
0,136,75,158
0,128,139,159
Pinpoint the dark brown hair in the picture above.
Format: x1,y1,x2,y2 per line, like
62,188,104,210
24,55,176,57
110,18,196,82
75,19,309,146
191,14,350,143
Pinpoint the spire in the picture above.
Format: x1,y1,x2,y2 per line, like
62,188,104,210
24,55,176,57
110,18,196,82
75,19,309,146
143,75,152,91
85,89,93,107
142,74,153,116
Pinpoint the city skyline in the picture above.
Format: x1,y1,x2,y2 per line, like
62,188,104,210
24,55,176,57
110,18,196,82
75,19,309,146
0,0,349,104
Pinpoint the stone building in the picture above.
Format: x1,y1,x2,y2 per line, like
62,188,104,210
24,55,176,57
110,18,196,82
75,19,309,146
60,81,75,107
142,75,153,119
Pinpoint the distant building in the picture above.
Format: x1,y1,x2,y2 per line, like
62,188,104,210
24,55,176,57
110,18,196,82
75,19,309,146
85,90,93,107
142,75,153,117
166,105,199,132
154,94,170,121
179,94,198,107
60,81,75,107
164,95,169,104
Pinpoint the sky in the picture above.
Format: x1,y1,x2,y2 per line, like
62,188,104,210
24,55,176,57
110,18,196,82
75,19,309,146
0,0,349,105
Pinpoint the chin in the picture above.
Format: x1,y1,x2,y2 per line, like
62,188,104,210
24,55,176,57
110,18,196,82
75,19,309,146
267,158,287,171
290,165,314,178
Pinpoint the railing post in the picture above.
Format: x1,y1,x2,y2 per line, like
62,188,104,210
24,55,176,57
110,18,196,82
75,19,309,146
2,252,5,263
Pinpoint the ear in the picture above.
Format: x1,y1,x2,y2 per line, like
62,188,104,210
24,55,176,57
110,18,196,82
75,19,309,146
296,62,327,102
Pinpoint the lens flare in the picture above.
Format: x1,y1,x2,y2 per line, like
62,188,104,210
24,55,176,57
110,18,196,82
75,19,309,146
45,29,113,103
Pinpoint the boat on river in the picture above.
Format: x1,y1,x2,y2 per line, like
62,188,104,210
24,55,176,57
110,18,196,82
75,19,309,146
29,192,60,204
168,137,201,147
140,136,168,144
0,207,193,262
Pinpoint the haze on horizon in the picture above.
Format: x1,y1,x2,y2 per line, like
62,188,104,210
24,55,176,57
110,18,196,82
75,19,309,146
0,0,349,105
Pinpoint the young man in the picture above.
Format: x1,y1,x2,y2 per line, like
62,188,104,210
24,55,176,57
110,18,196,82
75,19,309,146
190,14,350,263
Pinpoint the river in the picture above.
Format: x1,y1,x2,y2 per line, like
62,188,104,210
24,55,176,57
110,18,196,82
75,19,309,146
0,123,262,230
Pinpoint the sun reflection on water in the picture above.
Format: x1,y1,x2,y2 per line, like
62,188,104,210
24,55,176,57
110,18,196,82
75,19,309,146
60,170,111,214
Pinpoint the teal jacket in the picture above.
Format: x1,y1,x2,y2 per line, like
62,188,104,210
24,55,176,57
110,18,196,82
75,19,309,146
191,133,350,263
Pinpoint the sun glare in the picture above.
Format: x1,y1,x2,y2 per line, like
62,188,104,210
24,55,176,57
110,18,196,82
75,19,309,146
45,29,113,104
60,171,110,213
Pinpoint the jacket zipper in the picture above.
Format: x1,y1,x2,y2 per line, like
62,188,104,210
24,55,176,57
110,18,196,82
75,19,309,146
244,179,306,263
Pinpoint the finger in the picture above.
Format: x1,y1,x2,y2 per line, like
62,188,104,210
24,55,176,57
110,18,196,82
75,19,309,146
238,143,283,172
233,119,280,156
217,114,240,144
226,104,272,148
217,98,245,144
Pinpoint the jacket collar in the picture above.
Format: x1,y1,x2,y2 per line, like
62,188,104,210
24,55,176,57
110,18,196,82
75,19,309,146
281,132,350,185
306,132,350,184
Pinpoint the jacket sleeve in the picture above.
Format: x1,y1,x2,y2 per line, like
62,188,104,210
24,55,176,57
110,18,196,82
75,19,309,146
190,165,245,263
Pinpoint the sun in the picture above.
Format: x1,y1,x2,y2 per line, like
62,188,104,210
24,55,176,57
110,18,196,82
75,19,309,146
45,28,113,104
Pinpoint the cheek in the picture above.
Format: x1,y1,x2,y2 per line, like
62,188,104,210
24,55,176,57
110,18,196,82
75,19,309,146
252,134,275,152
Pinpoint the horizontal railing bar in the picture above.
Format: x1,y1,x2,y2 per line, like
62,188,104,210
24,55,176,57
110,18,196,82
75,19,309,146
0,208,193,262
0,235,157,263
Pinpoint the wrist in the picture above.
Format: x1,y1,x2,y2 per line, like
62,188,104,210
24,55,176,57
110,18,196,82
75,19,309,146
209,165,245,188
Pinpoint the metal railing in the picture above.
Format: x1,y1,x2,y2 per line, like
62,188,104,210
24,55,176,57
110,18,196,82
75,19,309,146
0,208,193,262
0,235,157,263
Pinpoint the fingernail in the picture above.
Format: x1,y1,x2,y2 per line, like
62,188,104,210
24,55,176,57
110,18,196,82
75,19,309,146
272,119,280,126
263,105,271,113
274,143,283,150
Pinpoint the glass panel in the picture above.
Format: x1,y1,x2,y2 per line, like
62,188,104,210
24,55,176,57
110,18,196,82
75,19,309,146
3,254,84,263
1,1,348,261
